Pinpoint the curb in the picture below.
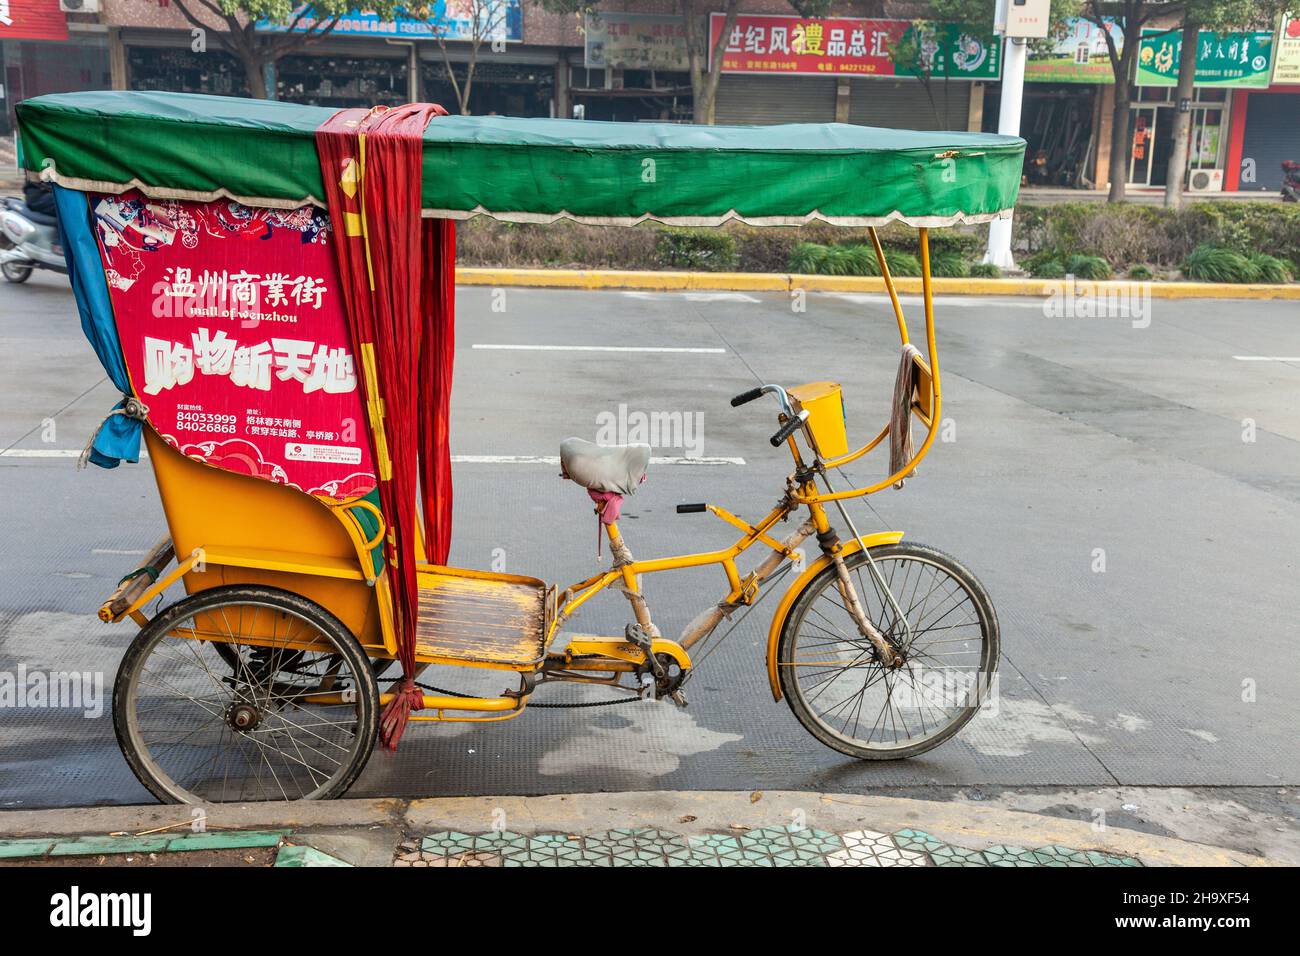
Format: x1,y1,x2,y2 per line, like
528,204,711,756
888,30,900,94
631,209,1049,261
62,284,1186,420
0,791,1280,867
455,267,1300,300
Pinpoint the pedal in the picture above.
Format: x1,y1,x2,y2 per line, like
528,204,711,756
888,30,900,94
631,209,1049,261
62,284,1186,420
625,623,664,680
669,689,688,707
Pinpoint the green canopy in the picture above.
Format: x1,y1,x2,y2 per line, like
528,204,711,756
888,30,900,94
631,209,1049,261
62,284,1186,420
18,90,1024,227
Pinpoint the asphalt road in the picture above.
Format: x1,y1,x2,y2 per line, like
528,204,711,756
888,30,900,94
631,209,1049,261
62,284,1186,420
2,272,1299,809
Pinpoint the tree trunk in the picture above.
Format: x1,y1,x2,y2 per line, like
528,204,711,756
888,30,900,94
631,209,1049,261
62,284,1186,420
1106,48,1134,202
686,0,737,125
1163,21,1199,208
243,52,269,99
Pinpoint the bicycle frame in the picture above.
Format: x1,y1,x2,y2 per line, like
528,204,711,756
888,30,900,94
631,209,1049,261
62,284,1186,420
543,227,943,699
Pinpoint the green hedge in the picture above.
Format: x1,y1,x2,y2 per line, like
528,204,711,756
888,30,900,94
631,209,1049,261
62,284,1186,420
453,202,1299,281
1014,201,1300,275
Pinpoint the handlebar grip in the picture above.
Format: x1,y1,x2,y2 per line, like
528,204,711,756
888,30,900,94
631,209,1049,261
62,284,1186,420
731,387,765,407
676,503,707,514
770,412,806,447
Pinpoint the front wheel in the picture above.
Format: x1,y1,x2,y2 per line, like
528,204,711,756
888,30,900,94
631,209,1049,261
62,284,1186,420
777,542,999,760
113,585,379,803
2,260,32,283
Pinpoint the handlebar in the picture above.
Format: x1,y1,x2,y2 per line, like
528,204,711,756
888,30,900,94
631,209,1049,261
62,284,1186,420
770,411,809,447
730,383,794,417
732,383,806,448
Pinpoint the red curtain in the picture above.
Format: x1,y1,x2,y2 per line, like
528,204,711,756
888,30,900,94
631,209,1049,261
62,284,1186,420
315,104,455,748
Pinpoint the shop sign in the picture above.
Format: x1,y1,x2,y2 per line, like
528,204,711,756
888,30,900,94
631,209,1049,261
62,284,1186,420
1025,16,1122,83
584,12,689,71
0,0,70,42
91,190,376,501
258,2,523,44
709,14,999,80
1136,27,1274,88
1273,14,1300,85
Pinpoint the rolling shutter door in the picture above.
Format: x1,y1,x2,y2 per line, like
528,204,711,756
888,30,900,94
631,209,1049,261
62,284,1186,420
713,74,838,125
1239,93,1300,191
850,78,971,130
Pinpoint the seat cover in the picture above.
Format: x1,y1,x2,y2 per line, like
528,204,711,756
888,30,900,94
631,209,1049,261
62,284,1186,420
560,438,650,495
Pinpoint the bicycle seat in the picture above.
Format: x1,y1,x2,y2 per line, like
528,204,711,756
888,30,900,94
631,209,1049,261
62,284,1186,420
559,438,650,495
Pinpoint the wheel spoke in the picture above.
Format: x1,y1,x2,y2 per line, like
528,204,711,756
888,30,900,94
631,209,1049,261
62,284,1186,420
780,547,996,756
120,594,374,803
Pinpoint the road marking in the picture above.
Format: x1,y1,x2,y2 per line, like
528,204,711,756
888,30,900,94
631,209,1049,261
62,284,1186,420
2,448,745,466
472,343,726,354
1232,356,1300,362
455,454,745,466
621,291,762,303
92,548,148,555
0,449,90,458
825,292,1043,308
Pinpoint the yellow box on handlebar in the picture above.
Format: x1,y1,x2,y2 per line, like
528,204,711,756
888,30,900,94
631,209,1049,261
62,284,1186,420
789,382,848,459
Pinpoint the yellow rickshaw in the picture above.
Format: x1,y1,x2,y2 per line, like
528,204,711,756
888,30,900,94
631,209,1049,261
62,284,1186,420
20,91,1023,803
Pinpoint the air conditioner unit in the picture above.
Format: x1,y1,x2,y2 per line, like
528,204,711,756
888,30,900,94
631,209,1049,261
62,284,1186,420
59,0,101,12
1188,168,1224,193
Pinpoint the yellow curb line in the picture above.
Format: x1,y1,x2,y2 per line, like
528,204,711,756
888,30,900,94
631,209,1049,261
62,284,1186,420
456,267,1300,300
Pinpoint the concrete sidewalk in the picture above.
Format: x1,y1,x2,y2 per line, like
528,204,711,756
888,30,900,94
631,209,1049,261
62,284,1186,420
0,791,1280,867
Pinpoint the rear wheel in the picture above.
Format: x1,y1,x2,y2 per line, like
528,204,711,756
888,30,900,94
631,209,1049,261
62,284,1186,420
778,542,999,760
113,585,379,803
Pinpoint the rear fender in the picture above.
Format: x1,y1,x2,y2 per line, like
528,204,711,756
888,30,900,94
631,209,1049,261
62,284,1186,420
765,531,904,701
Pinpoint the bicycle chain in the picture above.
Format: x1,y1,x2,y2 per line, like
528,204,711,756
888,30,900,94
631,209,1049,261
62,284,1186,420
378,676,643,709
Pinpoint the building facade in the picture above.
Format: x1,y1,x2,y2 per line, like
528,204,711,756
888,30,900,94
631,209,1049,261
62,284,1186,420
5,1,1299,193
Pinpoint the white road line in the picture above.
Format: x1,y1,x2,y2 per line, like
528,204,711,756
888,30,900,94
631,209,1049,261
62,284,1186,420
454,454,745,466
1,449,90,458
472,343,726,354
621,291,762,303
825,292,1043,308
2,448,745,466
1232,356,1300,362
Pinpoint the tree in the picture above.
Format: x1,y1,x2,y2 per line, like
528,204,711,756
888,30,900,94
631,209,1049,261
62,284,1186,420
1077,1,1190,202
168,1,399,99
1161,0,1288,207
431,0,513,114
886,1,1077,130
536,0,832,124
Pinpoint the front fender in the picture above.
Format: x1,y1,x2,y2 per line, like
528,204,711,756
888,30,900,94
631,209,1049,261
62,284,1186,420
764,531,904,702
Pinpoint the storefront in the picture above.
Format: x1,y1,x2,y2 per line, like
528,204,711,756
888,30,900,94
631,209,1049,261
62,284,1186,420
1226,85,1300,191
1126,25,1274,192
107,0,561,116
709,13,996,129
1019,18,1118,189
572,12,690,122
2,3,108,134
1229,15,1300,191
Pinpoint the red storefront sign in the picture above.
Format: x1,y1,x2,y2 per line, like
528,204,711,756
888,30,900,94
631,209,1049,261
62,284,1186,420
92,190,376,501
710,13,906,77
0,0,70,42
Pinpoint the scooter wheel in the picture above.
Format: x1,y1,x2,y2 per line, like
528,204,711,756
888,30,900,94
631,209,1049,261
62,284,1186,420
2,261,32,283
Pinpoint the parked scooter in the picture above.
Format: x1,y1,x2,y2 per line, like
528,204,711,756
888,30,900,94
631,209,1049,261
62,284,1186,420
0,183,67,282
1282,161,1300,203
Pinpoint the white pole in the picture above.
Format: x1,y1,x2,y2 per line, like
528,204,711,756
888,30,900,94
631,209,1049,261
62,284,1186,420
984,36,1027,270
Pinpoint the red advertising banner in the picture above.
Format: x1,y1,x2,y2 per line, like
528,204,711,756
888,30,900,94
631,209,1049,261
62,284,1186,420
712,13,902,76
709,13,1000,79
0,0,70,42
92,191,376,501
